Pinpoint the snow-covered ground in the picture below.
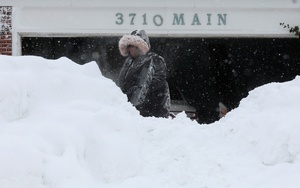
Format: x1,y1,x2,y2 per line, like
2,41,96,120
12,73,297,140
0,55,299,188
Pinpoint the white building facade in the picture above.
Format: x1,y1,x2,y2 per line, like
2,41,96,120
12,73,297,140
1,0,300,55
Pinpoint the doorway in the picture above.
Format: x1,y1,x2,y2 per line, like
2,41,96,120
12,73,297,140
22,36,300,123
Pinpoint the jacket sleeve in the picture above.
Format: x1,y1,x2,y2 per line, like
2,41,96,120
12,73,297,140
129,60,155,106
129,55,167,106
148,55,167,90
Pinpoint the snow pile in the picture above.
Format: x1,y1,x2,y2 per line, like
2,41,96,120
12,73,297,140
0,55,299,188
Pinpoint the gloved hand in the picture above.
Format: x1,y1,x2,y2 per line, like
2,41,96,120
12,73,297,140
128,86,144,106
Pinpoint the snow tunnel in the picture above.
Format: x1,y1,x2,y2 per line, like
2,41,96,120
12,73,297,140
21,37,300,123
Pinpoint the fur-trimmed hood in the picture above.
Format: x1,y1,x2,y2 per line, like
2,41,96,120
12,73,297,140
119,29,151,57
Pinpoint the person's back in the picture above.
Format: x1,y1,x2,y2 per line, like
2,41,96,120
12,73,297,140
118,29,170,118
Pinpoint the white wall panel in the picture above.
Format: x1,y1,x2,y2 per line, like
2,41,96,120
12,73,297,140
7,0,300,55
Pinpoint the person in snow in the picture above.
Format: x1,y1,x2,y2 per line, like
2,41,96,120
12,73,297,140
118,29,170,118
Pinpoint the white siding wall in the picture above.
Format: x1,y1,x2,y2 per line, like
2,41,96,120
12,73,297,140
1,0,299,55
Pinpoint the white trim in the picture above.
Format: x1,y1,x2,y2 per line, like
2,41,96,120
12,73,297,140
12,33,21,56
3,0,300,9
17,31,298,38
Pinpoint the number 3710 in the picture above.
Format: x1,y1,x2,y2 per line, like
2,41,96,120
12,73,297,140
115,13,164,26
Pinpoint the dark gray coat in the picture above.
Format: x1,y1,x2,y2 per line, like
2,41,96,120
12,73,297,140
118,52,170,118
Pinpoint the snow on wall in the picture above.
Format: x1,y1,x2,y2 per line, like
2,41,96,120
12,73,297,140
0,6,12,55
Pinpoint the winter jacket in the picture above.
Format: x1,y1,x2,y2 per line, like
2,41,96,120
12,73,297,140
118,30,170,118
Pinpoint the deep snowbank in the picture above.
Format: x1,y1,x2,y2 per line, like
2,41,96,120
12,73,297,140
0,55,299,188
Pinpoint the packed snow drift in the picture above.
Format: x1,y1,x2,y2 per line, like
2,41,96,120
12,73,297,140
0,55,299,188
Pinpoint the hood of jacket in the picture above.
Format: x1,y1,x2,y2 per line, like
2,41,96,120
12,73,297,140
118,29,151,57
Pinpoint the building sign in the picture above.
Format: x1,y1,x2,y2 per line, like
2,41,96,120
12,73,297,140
115,13,227,27
14,6,300,37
